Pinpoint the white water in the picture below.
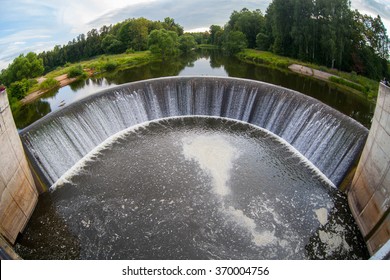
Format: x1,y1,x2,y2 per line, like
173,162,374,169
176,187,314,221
21,77,368,187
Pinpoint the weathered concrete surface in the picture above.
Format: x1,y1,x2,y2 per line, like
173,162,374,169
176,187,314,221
0,89,38,244
348,83,390,255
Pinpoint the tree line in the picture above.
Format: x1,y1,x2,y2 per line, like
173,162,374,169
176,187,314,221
1,0,389,92
209,0,389,80
0,17,198,101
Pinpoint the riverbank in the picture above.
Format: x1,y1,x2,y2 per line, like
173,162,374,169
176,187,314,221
237,49,379,102
19,51,153,106
21,74,84,105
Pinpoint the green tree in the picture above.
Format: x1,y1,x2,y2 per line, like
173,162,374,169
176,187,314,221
222,31,248,54
8,79,31,100
227,8,265,48
148,29,179,59
118,18,150,51
209,25,223,45
101,34,125,54
162,17,184,35
179,34,197,53
0,52,44,86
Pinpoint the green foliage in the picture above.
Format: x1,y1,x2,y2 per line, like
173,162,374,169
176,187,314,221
162,17,184,36
262,0,389,79
0,52,44,86
227,8,265,48
222,31,248,55
126,48,135,54
101,34,125,54
36,17,182,72
209,25,224,46
118,18,150,51
148,29,179,58
179,34,197,53
67,65,84,78
204,1,389,80
103,60,118,71
187,32,210,45
39,78,60,90
238,49,379,99
8,79,31,100
329,76,368,93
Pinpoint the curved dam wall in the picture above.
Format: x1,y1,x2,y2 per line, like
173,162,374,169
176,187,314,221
349,82,390,256
20,77,368,188
0,90,38,244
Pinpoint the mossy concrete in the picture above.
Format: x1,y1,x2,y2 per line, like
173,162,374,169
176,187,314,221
348,82,390,256
0,89,38,244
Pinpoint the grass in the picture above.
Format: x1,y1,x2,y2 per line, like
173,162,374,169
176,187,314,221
26,51,153,95
236,49,299,69
38,78,60,90
197,44,219,49
237,49,380,102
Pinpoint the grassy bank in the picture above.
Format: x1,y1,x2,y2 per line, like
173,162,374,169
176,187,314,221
7,51,153,112
44,51,152,80
23,51,153,96
237,49,379,102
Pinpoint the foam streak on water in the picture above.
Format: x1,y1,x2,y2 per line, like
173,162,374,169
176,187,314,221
182,135,238,196
21,77,368,187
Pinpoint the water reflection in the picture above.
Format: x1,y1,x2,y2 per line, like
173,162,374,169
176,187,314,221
14,49,373,129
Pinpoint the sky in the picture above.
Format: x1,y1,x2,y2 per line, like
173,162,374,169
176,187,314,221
0,0,390,71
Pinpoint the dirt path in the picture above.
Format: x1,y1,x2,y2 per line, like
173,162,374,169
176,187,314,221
288,64,335,81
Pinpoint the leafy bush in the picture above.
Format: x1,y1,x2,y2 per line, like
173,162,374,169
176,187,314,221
39,78,60,90
8,79,30,100
103,61,118,71
67,65,84,78
126,48,135,54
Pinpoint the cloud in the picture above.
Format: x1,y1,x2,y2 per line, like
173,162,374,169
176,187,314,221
88,0,269,31
351,0,390,20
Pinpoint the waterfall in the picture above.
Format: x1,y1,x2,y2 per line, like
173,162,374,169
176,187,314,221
20,77,368,187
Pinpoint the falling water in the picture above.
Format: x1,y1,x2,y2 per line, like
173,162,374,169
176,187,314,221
20,77,368,187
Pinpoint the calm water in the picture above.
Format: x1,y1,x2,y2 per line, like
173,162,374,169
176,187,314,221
14,49,374,129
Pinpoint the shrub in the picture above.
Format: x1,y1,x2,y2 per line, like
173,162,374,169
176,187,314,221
39,78,60,90
8,79,30,100
103,61,118,71
67,65,84,78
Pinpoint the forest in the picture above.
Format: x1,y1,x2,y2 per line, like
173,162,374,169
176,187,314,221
0,0,389,98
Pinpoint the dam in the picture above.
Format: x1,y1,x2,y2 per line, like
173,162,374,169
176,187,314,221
1,76,389,259
20,77,368,188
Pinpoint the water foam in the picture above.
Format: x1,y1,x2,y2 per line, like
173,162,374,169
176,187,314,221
182,134,238,196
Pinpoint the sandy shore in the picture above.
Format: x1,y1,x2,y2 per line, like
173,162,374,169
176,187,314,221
288,64,335,81
21,70,94,105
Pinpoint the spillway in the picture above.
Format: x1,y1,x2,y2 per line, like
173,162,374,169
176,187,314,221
15,116,369,259
20,76,368,188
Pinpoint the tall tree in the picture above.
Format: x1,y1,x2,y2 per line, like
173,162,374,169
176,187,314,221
0,52,44,86
222,31,248,54
227,8,265,48
148,29,179,59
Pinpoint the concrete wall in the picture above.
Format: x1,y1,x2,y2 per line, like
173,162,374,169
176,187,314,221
348,82,390,255
0,90,38,244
